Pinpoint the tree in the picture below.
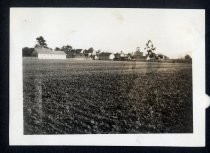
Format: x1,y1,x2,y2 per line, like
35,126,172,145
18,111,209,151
55,47,61,51
145,40,156,52
145,40,156,59
22,47,34,57
185,54,192,60
87,47,94,53
61,45,72,53
35,36,48,48
60,45,73,57
82,47,94,58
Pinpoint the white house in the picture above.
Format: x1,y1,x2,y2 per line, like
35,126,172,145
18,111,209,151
32,48,66,59
109,53,115,60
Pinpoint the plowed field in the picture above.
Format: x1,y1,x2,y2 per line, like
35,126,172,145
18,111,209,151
23,59,192,134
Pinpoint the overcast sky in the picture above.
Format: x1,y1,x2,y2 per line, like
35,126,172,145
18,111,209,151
10,8,204,58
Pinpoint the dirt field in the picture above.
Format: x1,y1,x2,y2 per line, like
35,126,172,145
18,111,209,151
23,59,193,134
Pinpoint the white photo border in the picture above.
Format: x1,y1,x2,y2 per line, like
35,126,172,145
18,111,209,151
9,8,209,146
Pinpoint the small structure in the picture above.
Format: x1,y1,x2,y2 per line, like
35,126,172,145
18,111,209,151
114,53,121,60
120,53,130,61
113,51,132,61
83,49,93,59
146,53,169,61
113,52,132,61
32,47,66,59
98,52,115,60
133,47,146,60
156,54,169,60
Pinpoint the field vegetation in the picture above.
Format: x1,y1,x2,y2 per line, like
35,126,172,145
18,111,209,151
23,59,193,134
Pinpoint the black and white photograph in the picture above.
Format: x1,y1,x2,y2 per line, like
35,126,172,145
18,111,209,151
10,8,207,146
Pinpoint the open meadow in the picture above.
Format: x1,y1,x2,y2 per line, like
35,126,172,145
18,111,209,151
23,59,193,134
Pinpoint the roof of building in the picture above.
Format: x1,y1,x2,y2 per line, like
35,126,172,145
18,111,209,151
35,47,66,55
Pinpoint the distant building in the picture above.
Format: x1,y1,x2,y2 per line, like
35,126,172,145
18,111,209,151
114,53,121,60
92,55,99,60
157,54,169,60
32,47,66,59
133,47,145,60
120,51,125,58
114,51,131,61
146,53,169,61
120,53,130,61
83,49,93,57
98,52,115,60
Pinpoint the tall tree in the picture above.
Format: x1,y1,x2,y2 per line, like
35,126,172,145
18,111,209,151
145,40,156,59
35,36,48,48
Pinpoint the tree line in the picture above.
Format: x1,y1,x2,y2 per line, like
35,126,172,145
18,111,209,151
23,36,94,57
22,36,192,62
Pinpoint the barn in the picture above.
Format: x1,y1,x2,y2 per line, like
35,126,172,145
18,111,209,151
114,52,131,61
133,50,145,60
32,48,66,59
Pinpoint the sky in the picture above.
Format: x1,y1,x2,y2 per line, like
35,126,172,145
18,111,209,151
10,8,205,58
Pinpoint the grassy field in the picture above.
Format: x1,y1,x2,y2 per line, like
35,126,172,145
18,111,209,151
23,59,193,134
